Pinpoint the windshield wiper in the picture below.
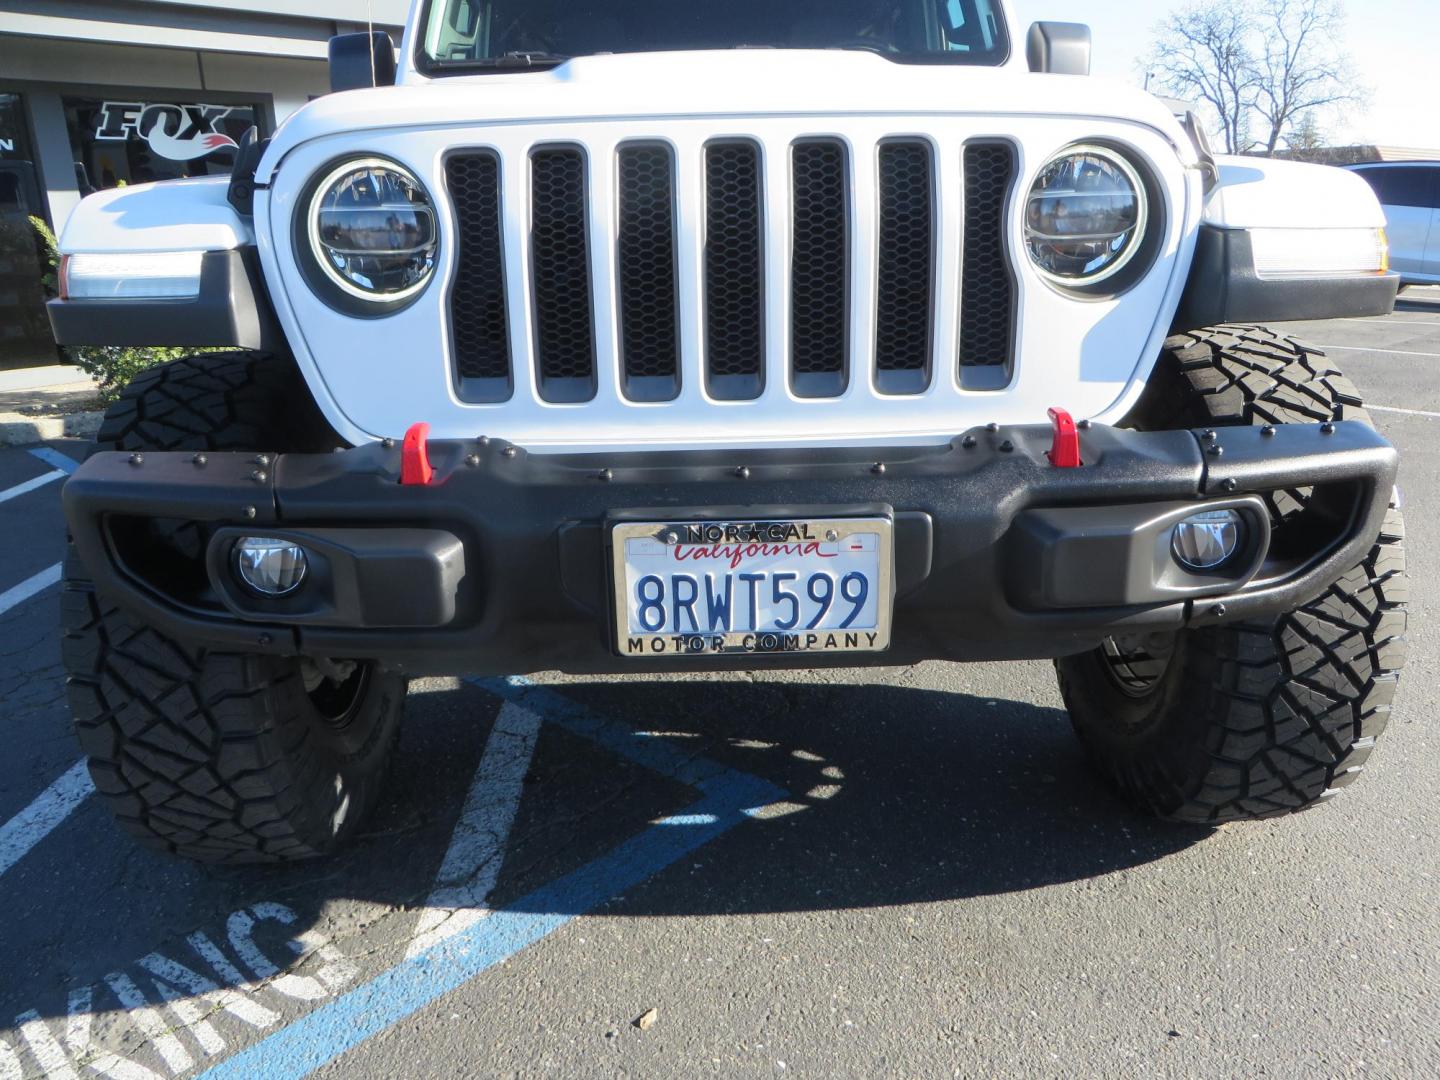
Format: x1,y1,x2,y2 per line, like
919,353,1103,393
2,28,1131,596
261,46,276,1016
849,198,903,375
431,51,571,71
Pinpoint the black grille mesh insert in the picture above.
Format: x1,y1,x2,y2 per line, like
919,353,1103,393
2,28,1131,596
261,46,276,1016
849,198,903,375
959,142,1016,370
530,148,595,386
875,142,934,380
704,142,764,383
446,152,510,384
617,145,679,385
790,140,848,388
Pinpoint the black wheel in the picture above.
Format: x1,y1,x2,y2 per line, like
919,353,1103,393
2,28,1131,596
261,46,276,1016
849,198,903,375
1056,326,1408,824
89,349,338,455
62,352,405,862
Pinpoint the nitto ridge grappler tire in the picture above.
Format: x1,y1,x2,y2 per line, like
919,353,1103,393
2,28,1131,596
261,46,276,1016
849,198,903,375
62,352,406,862
1056,327,1408,824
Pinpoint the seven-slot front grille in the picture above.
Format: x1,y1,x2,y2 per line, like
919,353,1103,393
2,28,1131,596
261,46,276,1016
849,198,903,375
446,136,1018,403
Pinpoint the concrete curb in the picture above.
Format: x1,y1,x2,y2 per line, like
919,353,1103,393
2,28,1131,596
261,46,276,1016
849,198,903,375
0,410,103,447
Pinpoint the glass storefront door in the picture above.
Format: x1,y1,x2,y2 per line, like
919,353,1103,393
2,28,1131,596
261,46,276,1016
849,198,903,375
0,91,57,370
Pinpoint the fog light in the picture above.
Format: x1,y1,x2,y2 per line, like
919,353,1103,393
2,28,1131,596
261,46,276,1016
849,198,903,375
1171,510,1244,572
235,537,308,596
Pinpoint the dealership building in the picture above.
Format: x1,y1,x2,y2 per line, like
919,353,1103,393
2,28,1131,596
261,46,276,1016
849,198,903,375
0,1,405,368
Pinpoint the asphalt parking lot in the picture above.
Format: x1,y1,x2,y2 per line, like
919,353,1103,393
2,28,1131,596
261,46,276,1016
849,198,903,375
1,300,1437,1079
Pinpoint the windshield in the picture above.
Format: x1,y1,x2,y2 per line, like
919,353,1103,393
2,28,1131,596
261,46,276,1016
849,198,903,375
419,0,1009,70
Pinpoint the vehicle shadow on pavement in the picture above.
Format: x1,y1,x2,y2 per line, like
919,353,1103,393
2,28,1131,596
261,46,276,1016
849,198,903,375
491,677,1211,917
3,675,1210,1023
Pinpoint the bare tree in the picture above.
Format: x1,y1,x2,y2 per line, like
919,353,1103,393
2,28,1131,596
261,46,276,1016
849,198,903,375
1148,1,1258,154
1285,112,1326,153
1253,0,1365,155
1147,0,1367,156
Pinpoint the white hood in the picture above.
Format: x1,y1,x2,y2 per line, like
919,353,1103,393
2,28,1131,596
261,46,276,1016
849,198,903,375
258,49,1191,182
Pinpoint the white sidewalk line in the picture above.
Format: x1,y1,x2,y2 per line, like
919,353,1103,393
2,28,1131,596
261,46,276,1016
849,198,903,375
1369,404,1440,419
0,759,95,878
0,562,62,618
1314,344,1440,358
406,700,544,958
0,470,64,505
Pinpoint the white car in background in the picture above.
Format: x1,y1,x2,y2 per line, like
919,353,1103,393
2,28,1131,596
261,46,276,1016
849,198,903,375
1348,161,1440,285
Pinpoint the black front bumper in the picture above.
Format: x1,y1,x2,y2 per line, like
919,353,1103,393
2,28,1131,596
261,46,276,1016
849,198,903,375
63,420,1397,676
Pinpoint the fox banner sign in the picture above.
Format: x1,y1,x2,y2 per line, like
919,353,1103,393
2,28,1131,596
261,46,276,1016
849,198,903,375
94,102,238,162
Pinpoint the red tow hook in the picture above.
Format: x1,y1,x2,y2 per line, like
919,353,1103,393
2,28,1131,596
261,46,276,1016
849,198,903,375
400,422,435,486
1047,407,1083,468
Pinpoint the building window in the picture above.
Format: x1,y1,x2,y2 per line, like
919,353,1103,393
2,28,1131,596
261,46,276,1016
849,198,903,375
63,97,262,191
0,92,36,167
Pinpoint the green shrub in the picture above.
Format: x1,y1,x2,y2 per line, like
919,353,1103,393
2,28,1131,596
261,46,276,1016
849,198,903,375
29,216,212,401
69,344,202,400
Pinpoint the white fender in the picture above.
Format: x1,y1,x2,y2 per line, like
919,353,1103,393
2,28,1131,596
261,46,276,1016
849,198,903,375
58,176,253,255
1204,156,1387,231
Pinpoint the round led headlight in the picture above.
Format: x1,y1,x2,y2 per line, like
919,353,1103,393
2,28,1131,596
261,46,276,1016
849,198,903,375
306,157,438,304
1025,145,1149,287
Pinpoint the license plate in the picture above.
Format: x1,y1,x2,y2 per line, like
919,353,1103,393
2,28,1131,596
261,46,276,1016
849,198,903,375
611,518,893,658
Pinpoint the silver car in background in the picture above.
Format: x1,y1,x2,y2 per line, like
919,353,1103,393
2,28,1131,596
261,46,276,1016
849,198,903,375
1349,161,1440,285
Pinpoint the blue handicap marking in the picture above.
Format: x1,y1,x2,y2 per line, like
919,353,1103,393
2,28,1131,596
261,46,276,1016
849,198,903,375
27,446,80,475
199,676,786,1080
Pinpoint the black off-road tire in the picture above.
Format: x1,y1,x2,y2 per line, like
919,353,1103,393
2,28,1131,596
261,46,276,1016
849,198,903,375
91,349,338,455
1056,326,1408,824
62,352,405,862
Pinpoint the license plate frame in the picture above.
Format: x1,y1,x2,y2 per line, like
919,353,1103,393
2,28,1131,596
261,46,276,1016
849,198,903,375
610,517,894,659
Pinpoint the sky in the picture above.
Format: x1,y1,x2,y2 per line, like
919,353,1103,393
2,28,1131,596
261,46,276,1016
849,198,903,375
1008,0,1440,149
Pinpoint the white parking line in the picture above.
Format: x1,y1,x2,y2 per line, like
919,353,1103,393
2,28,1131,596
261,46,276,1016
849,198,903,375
1340,314,1440,325
406,701,544,958
0,759,94,878
0,563,62,618
1315,344,1440,358
1369,404,1440,419
0,470,65,505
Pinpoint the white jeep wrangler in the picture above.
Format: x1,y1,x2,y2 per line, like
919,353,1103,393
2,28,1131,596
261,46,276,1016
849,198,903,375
49,0,1407,862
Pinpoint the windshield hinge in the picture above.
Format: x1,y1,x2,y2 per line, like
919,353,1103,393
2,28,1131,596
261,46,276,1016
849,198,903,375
227,127,270,218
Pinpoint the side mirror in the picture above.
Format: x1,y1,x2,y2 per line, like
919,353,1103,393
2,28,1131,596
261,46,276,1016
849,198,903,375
329,31,397,93
1026,22,1092,77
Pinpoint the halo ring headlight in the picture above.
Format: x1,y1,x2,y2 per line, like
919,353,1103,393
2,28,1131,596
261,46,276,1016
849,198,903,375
1024,144,1150,289
305,156,438,305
